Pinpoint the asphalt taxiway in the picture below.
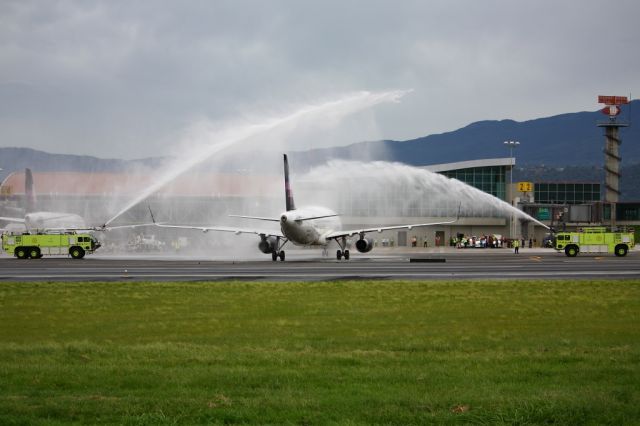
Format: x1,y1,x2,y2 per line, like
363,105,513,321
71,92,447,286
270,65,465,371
1,248,639,281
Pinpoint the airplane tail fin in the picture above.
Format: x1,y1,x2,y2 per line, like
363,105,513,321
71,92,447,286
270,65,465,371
284,154,296,211
25,168,36,213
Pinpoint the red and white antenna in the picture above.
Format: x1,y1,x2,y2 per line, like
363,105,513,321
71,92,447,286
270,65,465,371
598,95,629,119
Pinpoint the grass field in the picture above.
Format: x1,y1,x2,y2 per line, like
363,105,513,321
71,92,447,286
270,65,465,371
0,279,639,425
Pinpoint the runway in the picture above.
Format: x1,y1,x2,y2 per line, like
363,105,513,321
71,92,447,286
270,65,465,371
1,248,639,281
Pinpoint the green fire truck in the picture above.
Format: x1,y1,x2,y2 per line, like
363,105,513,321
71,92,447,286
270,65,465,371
554,227,634,257
1,232,101,259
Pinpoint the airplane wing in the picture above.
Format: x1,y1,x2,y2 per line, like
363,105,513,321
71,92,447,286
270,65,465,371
228,214,338,222
324,217,459,240
228,215,280,222
153,223,284,238
146,205,283,237
324,203,461,241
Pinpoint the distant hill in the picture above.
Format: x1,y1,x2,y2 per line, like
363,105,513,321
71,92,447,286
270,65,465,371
291,99,640,168
2,101,639,199
0,147,163,182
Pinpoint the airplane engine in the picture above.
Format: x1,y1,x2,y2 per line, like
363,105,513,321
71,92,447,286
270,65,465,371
258,236,278,254
355,238,374,253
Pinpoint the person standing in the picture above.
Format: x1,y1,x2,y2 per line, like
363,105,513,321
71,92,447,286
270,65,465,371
513,238,520,254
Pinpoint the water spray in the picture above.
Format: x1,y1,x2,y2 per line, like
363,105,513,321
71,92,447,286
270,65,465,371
103,89,410,227
299,160,549,229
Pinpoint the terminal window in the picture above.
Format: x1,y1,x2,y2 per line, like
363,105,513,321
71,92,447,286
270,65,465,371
535,182,600,204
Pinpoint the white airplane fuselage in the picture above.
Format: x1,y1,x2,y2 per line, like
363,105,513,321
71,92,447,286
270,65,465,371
279,206,341,246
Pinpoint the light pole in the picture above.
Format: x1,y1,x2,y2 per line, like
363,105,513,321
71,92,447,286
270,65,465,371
504,140,520,239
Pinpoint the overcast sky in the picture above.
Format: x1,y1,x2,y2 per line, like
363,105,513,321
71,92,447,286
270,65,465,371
1,0,639,160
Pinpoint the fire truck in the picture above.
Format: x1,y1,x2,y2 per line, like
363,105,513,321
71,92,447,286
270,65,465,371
1,232,101,259
554,227,634,257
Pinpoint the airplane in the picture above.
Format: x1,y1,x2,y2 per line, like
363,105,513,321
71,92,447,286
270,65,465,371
150,154,459,261
0,168,87,232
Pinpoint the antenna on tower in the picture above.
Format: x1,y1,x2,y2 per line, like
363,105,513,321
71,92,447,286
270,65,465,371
597,95,630,228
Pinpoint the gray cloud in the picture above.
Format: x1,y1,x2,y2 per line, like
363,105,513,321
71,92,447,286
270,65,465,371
1,0,639,159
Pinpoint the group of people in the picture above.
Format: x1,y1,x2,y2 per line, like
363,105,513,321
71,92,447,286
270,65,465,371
451,235,536,252
452,235,504,249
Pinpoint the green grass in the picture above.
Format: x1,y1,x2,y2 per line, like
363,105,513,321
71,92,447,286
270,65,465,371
0,280,639,425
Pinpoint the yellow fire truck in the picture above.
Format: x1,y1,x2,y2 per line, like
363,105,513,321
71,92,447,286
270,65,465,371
554,227,634,257
1,232,101,259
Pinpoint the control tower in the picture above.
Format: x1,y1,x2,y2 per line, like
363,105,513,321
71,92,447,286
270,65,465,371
597,95,629,226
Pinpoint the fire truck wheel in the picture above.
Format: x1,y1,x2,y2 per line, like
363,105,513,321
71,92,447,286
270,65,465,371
70,246,85,259
614,244,628,257
564,245,578,257
15,247,28,259
29,247,41,259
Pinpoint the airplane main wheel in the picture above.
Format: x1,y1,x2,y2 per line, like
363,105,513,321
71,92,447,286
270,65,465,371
336,250,342,260
271,251,278,261
344,250,350,260
279,251,285,261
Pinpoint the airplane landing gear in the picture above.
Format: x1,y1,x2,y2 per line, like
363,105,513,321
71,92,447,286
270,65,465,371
335,237,350,261
336,249,350,260
270,237,289,261
272,250,286,261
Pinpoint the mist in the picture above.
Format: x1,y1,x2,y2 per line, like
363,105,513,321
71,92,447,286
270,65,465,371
104,90,407,226
296,160,545,226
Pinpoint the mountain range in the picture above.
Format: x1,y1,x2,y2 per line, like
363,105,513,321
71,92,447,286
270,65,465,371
1,100,639,199
0,147,163,182
291,99,639,167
